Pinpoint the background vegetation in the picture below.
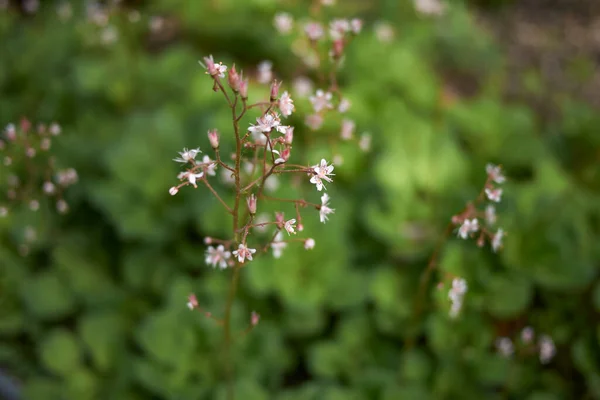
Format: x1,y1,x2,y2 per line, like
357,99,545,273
1,0,600,399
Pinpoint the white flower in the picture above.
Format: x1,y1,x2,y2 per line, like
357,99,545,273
284,219,297,235
232,243,257,263
309,89,333,112
271,232,287,258
293,76,313,98
350,18,363,34
274,12,293,34
43,181,56,195
178,171,204,188
304,22,324,40
496,337,514,357
329,19,350,40
310,159,335,191
359,132,372,152
249,112,286,136
539,335,556,364
374,21,394,42
486,163,506,184
414,0,446,16
340,119,355,140
257,61,273,84
305,114,324,130
279,91,295,117
304,238,315,250
448,277,468,318
492,228,504,252
458,218,479,239
200,155,217,176
174,147,201,163
521,326,534,344
338,98,351,113
205,245,231,269
485,188,503,203
169,186,178,196
319,193,335,223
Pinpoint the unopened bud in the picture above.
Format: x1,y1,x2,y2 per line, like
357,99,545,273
208,129,220,149
297,222,304,232
270,80,281,101
26,148,36,158
350,18,362,34
284,126,294,144
204,236,212,244
304,238,315,249
43,182,56,195
228,64,240,91
251,311,260,326
187,294,198,310
247,194,257,214
239,78,249,99
281,148,291,162
332,39,345,60
20,118,31,134
56,199,68,214
169,186,178,196
5,124,16,141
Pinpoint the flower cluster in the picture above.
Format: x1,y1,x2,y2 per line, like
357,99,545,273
271,7,371,165
495,326,556,364
1,119,78,254
452,164,507,252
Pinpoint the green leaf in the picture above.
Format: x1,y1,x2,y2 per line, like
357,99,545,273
21,271,75,320
39,329,82,376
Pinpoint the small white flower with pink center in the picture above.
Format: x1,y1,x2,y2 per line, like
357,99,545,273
305,114,324,131
200,155,217,176
304,238,315,250
329,19,350,40
274,12,293,34
309,89,333,112
539,335,556,364
485,188,503,203
486,163,506,184
271,231,287,258
310,159,335,191
279,91,295,117
496,337,514,357
257,61,273,84
201,55,227,78
174,147,201,164
284,219,297,235
205,245,231,269
249,112,286,135
304,22,324,41
340,119,355,140
338,98,351,113
319,193,335,223
491,228,504,252
458,218,479,239
232,243,257,263
178,170,204,188
293,76,313,98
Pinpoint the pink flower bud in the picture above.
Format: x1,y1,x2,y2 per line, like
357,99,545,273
281,148,291,162
228,64,240,91
187,294,198,310
20,118,31,134
251,311,260,326
239,78,249,98
5,124,16,141
284,127,294,144
270,80,281,101
304,238,315,249
208,129,220,149
247,194,257,214
332,39,345,59
26,148,36,158
204,236,212,244
297,223,304,232
169,186,178,195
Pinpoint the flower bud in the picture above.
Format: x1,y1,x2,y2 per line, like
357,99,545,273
228,64,240,91
187,294,198,310
169,186,178,196
239,78,249,99
332,39,345,60
251,311,260,326
284,126,294,144
208,129,220,149
247,194,257,214
270,80,281,102
304,238,315,249
350,18,363,34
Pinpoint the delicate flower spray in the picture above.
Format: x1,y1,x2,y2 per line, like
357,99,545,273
408,164,509,346
0,119,78,256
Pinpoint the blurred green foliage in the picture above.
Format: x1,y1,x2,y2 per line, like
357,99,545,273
1,1,600,399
